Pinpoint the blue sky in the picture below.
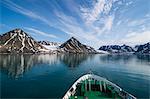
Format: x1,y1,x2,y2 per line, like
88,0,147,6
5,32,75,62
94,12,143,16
0,0,150,48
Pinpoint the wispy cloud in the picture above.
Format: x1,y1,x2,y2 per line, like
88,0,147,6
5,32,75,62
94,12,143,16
105,15,114,31
54,11,107,48
98,15,115,34
122,31,150,45
125,32,136,38
25,27,58,39
92,30,150,46
80,0,114,25
80,0,106,25
51,0,119,48
2,0,52,27
128,19,149,27
79,0,117,37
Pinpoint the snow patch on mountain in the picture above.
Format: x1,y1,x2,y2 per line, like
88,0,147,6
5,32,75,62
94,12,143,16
0,28,48,53
38,41,61,51
99,44,135,54
59,37,97,53
98,43,150,54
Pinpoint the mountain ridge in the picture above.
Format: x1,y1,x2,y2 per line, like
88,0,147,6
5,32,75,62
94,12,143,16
58,37,97,53
98,43,150,54
0,28,48,53
0,28,149,54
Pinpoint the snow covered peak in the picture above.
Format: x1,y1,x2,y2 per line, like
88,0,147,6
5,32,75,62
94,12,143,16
14,28,22,32
135,42,150,54
68,37,80,43
0,29,47,53
70,37,76,40
59,37,97,53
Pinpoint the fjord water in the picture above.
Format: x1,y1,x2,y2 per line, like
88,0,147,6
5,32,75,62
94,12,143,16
0,54,150,98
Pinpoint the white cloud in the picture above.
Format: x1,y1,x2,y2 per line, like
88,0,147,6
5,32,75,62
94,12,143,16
92,31,150,46
105,15,114,31
116,20,122,26
126,1,133,6
80,0,115,25
95,15,115,36
122,31,150,45
25,27,58,39
79,0,116,37
80,0,105,25
128,19,149,27
125,32,136,38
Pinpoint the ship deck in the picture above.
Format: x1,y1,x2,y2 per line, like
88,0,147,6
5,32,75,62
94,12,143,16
69,79,122,99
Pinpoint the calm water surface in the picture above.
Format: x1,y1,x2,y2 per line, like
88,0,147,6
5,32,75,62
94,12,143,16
0,54,150,98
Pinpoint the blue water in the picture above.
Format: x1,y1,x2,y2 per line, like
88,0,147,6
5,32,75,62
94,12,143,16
0,54,150,98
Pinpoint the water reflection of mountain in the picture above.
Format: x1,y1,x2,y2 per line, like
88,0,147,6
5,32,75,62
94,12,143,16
37,54,59,64
0,54,59,78
99,54,150,65
59,54,94,68
0,54,94,78
135,55,150,63
0,54,33,78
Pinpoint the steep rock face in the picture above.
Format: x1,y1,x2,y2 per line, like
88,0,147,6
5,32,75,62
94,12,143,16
120,45,135,52
99,44,134,53
135,42,150,54
59,37,97,53
0,29,47,53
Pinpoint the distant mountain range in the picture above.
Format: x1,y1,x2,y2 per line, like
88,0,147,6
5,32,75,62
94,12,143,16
99,45,134,54
0,28,149,54
99,43,150,54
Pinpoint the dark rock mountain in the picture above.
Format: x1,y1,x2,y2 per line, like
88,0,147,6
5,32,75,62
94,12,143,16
0,28,47,53
121,45,135,52
135,42,150,54
99,43,150,54
59,37,97,53
99,44,135,54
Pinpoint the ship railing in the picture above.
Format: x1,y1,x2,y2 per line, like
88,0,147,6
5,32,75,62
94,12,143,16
63,74,136,99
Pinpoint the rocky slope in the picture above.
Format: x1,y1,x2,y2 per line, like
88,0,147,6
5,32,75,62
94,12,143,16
0,29,48,53
135,42,150,54
99,43,150,54
99,44,135,54
59,37,97,53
